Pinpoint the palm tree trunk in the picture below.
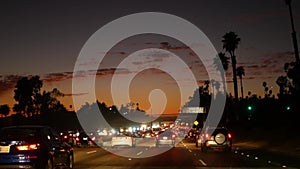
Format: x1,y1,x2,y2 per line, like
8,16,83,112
240,77,244,99
231,54,239,100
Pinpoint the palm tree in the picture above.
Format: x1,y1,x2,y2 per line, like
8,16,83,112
222,32,241,101
237,66,245,99
214,52,230,95
285,0,300,63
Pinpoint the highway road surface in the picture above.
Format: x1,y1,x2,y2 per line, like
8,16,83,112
73,139,299,169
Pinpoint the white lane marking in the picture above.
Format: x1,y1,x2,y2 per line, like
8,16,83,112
137,151,143,156
199,159,207,166
86,150,97,154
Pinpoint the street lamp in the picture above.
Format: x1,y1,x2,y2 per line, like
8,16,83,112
285,0,300,63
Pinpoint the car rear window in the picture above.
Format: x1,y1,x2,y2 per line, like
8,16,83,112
0,128,41,141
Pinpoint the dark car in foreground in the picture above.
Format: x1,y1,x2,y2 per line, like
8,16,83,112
196,127,232,152
0,125,74,168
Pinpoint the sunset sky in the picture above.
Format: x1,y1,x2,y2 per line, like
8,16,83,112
0,0,299,115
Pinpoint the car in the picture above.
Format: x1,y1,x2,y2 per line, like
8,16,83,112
141,130,155,138
76,131,95,147
60,130,77,146
0,125,74,168
111,133,133,148
156,130,176,147
152,128,161,135
196,126,232,153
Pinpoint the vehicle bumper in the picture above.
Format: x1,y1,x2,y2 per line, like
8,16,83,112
0,164,34,169
205,140,232,149
111,141,132,147
0,154,38,168
157,139,175,145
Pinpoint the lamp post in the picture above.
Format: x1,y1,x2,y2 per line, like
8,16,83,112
285,0,300,63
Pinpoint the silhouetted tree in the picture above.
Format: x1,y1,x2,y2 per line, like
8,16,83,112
13,76,42,117
0,104,10,117
222,32,241,100
237,66,245,99
276,75,289,98
284,62,300,97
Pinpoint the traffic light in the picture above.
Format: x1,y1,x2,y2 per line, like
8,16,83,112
247,105,252,111
286,106,291,110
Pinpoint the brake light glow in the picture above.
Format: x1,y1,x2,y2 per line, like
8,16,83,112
228,133,232,139
64,135,68,139
17,144,40,151
205,133,210,138
172,134,176,138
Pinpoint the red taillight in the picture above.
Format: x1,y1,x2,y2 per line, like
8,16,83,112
76,137,79,141
205,133,210,138
17,144,40,151
228,133,232,139
64,135,68,139
92,136,96,141
156,135,159,138
172,134,176,138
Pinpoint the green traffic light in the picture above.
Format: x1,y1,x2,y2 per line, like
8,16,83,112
247,106,252,111
286,106,291,110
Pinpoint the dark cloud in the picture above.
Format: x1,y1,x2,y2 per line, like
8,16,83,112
42,72,73,82
159,42,190,51
0,75,23,94
64,93,88,97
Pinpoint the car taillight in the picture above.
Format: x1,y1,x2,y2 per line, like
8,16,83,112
64,135,68,139
92,136,96,141
76,137,79,141
228,133,232,139
155,135,159,138
16,144,40,151
205,133,210,138
172,134,176,138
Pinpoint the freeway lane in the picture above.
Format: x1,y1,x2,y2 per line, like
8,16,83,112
73,140,298,169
